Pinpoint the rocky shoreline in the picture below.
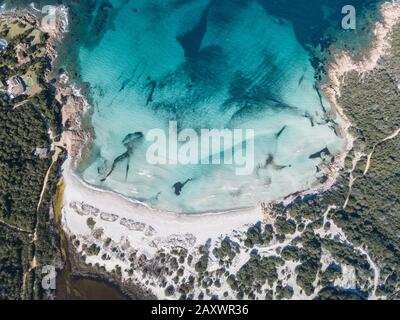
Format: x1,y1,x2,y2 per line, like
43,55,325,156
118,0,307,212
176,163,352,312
58,2,400,300
281,2,400,209
5,1,399,300
0,5,88,155
324,2,400,123
320,0,400,191
0,5,130,300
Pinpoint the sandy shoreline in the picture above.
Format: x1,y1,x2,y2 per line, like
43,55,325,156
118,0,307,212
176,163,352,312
62,160,264,245
321,1,400,178
54,0,400,224
60,0,400,250
57,1,400,299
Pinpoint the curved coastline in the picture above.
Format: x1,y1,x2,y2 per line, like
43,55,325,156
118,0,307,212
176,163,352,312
2,0,399,301
58,1,400,299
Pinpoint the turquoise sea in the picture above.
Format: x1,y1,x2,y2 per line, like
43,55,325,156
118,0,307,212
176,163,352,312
3,0,384,212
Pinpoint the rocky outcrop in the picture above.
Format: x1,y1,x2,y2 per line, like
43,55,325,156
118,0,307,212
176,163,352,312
56,85,90,160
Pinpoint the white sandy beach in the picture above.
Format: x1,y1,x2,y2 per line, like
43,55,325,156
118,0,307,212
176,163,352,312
61,159,270,299
58,1,400,299
62,160,265,252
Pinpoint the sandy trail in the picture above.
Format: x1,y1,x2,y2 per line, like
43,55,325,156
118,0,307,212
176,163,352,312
0,219,32,234
57,1,400,300
364,128,400,176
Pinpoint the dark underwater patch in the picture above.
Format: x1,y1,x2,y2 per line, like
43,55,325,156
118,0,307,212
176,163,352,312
101,132,144,182
173,179,193,196
176,1,214,58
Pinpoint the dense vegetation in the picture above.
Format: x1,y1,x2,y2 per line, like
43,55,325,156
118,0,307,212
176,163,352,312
0,224,31,300
0,17,63,300
1,5,399,301
326,25,400,298
185,22,400,301
278,24,400,299
0,101,49,229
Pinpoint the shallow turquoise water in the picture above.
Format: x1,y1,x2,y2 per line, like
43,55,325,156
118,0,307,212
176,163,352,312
74,0,369,212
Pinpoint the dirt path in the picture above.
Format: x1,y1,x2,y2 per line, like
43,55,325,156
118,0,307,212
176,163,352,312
21,256,38,299
36,132,64,211
364,128,400,176
36,161,56,212
25,133,64,299
344,152,364,208
320,206,380,297
323,129,400,297
22,156,55,299
0,219,32,235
